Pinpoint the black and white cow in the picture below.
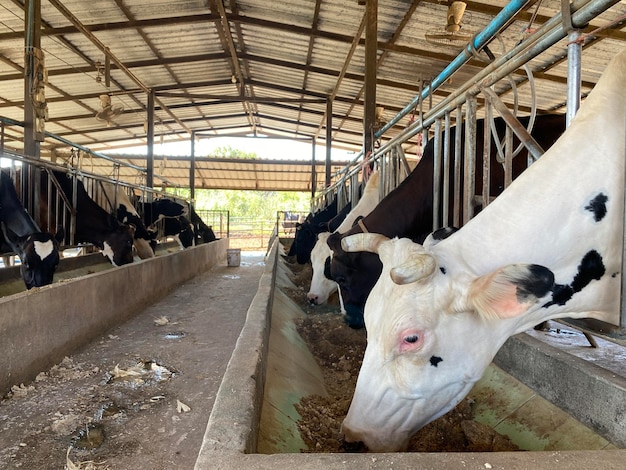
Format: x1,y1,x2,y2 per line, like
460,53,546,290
288,198,344,264
307,171,381,307
96,181,156,260
188,206,217,245
327,113,567,329
0,170,63,289
46,170,135,266
339,49,625,453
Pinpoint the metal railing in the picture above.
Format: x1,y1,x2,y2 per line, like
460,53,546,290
311,0,624,335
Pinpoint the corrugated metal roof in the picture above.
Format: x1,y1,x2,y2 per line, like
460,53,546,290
1,0,625,191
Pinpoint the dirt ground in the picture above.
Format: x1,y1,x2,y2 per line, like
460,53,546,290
280,255,520,453
0,251,266,470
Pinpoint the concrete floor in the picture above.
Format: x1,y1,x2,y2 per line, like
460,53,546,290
0,250,267,469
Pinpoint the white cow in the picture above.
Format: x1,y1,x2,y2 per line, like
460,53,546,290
340,49,626,452
306,171,381,309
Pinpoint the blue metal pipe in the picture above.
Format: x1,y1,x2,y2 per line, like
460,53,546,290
378,0,532,136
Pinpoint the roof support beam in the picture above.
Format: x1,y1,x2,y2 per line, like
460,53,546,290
363,0,378,158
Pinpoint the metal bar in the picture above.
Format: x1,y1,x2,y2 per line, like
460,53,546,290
146,91,155,193
379,0,619,153
478,87,547,162
311,137,316,199
482,102,492,210
363,0,377,157
433,118,443,231
190,131,196,203
622,105,626,329
504,126,513,188
463,97,477,225
326,98,332,187
378,0,532,137
566,30,583,126
453,106,462,228
442,113,451,228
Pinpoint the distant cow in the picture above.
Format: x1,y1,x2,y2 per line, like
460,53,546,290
327,113,567,329
163,215,195,249
96,181,156,259
189,206,217,245
307,171,381,309
339,49,625,453
287,198,341,264
45,170,135,267
0,170,64,289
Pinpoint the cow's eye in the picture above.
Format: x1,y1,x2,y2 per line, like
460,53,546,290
404,334,419,344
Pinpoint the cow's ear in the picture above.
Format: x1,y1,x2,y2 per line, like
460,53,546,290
468,264,554,319
326,232,342,251
1,223,27,257
54,226,65,244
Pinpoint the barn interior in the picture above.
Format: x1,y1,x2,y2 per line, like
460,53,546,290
1,0,626,468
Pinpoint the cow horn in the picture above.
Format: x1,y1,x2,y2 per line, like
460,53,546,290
341,233,389,253
390,254,437,285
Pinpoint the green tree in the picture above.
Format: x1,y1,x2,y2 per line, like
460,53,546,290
166,146,311,218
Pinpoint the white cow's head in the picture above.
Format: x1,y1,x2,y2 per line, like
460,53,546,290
340,233,556,452
307,232,337,305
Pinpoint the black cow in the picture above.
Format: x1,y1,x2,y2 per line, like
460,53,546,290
138,198,187,228
288,198,356,264
46,170,135,266
0,170,64,289
163,215,195,249
327,114,567,329
189,206,217,245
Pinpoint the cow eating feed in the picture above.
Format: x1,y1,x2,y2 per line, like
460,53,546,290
339,49,626,452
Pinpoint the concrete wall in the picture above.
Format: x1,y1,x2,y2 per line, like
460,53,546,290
494,333,626,448
0,238,227,396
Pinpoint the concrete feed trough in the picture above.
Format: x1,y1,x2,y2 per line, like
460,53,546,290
195,240,625,469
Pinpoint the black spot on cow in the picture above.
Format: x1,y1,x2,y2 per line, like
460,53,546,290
439,266,446,275
571,250,605,291
515,264,554,302
585,193,608,222
543,250,605,308
430,356,443,367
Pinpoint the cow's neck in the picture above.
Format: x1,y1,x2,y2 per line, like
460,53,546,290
434,52,625,326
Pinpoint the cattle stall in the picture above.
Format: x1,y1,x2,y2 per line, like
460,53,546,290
312,0,626,340
0,151,192,263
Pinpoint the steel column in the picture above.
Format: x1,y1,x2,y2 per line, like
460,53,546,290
363,0,377,157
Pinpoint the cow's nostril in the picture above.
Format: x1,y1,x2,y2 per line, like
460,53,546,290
340,439,368,453
308,297,318,305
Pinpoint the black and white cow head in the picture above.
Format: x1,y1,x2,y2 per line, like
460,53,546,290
2,224,64,289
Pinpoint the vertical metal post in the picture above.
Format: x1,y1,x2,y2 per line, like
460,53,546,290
432,118,442,231
24,0,42,223
363,0,377,158
311,137,317,199
190,130,196,203
482,102,492,209
453,106,462,227
325,99,332,188
566,30,582,127
504,126,513,188
146,90,155,196
442,112,451,227
463,97,477,225
622,103,626,329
